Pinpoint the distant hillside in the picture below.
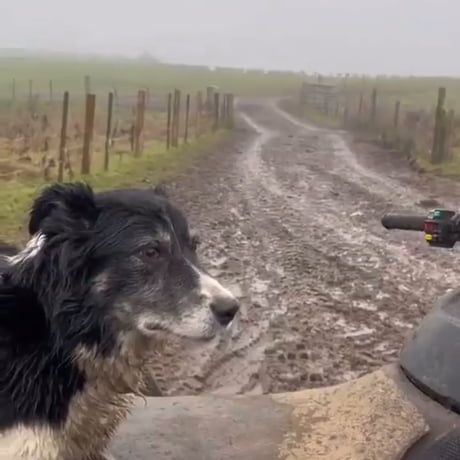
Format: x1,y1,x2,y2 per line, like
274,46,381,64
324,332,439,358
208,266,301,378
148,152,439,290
0,48,161,63
0,48,34,57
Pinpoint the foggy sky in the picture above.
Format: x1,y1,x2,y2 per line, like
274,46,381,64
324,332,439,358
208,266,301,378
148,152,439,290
1,0,458,75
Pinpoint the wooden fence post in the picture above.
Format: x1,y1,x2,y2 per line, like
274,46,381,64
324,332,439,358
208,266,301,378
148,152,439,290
134,89,146,157
172,89,181,147
49,80,53,103
358,93,363,116
11,78,15,102
130,124,135,152
322,95,329,114
343,105,349,127
113,88,119,110
227,94,234,128
28,80,33,102
225,94,231,126
394,100,400,129
206,86,215,115
166,93,172,149
224,94,232,126
213,92,220,131
195,91,202,137
432,87,447,164
184,93,191,143
84,75,91,95
299,82,307,112
175,89,181,146
371,88,377,124
446,109,455,161
58,91,70,182
81,93,96,175
104,92,114,171
221,94,227,125
172,90,177,147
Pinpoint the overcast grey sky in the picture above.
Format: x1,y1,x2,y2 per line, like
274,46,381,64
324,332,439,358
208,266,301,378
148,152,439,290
1,0,458,75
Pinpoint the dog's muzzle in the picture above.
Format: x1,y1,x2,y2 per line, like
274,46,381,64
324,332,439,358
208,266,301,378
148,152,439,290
197,269,240,327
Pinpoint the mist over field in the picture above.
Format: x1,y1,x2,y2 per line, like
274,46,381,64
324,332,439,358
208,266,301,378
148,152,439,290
1,0,459,75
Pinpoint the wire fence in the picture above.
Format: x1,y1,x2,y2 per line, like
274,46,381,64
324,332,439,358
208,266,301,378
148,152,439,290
0,83,234,182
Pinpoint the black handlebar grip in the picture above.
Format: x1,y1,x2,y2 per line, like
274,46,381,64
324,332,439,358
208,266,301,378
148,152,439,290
381,214,426,231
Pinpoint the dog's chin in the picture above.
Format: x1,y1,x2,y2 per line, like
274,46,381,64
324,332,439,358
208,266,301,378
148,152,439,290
137,319,218,343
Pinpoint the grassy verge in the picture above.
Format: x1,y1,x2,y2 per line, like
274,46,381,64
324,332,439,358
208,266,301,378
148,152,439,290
416,153,460,177
0,130,228,243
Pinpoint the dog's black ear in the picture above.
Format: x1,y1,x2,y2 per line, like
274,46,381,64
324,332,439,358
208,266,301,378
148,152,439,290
29,182,98,236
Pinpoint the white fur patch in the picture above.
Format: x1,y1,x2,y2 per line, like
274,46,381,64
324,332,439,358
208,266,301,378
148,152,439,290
138,306,217,340
0,425,59,460
196,268,236,303
8,233,45,265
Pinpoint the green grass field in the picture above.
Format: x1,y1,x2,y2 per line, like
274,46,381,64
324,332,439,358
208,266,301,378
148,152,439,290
3,54,460,110
0,56,304,100
0,129,228,243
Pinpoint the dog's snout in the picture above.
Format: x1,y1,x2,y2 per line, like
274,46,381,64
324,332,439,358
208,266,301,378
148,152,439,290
210,296,240,327
197,269,240,326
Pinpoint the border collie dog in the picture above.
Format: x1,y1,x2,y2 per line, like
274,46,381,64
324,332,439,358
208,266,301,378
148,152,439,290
0,183,239,460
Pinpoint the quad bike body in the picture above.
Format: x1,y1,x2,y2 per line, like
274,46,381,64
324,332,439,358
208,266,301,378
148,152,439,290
111,210,460,460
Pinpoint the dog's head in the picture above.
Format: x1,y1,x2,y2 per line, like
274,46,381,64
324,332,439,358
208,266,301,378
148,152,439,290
7,183,239,354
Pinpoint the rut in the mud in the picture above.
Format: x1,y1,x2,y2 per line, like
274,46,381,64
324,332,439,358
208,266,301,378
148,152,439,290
151,99,460,396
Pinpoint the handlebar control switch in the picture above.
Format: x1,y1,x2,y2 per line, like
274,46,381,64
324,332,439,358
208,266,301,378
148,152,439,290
424,209,457,248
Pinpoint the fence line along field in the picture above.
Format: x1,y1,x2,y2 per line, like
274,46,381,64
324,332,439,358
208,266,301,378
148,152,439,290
0,55,305,242
285,75,460,176
0,56,306,185
0,78,234,183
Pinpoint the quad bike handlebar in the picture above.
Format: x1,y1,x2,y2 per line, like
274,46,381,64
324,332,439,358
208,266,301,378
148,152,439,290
381,214,426,231
381,208,460,248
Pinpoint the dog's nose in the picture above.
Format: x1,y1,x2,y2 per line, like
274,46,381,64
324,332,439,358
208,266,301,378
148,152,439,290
210,296,240,327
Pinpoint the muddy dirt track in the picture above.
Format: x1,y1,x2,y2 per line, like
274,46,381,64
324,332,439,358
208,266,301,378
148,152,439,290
150,98,460,397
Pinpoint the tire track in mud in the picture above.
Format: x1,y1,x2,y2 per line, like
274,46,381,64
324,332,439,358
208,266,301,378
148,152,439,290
152,99,460,396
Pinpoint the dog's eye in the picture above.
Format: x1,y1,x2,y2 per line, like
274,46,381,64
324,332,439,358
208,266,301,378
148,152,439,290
142,246,160,259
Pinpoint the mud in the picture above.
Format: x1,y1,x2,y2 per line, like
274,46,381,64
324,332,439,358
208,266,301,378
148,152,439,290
149,98,460,397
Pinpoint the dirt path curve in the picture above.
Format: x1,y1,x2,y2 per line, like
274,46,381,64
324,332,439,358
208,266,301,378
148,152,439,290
153,98,460,397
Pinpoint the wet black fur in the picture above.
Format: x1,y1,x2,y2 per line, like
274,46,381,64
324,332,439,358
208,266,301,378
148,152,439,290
0,183,198,433
0,241,18,277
